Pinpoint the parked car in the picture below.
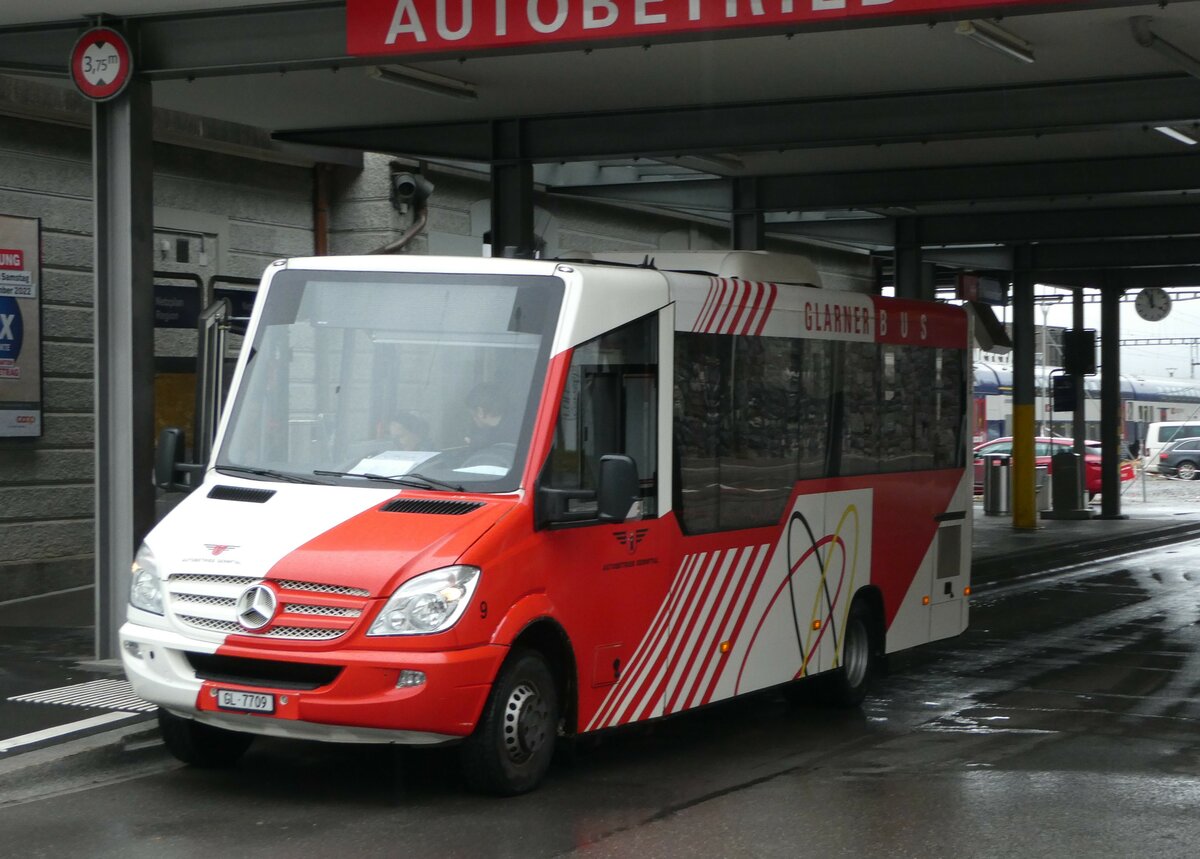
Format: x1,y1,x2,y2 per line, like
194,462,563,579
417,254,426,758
1143,421,1200,467
973,437,1135,499
1155,437,1200,480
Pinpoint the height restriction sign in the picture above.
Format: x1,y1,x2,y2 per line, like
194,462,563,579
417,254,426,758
70,27,133,101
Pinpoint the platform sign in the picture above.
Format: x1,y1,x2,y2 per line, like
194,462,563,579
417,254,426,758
348,0,1066,56
956,273,1005,306
0,215,42,438
69,26,133,102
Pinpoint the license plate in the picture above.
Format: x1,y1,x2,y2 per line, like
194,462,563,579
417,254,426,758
216,689,275,713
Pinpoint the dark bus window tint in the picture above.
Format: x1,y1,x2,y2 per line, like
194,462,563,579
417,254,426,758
839,342,881,477
675,328,964,534
720,337,802,530
674,334,724,533
674,333,833,535
879,345,935,473
934,349,966,468
798,339,834,479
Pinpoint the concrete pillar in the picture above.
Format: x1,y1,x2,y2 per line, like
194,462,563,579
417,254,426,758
94,75,155,659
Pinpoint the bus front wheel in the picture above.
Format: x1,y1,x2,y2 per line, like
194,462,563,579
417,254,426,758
460,649,559,795
157,709,253,767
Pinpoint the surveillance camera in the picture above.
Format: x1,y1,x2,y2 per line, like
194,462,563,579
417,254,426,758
389,171,434,210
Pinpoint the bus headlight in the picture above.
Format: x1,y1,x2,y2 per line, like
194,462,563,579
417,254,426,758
129,544,164,615
368,565,480,636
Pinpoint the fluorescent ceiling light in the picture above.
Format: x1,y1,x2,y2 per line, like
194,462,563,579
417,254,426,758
1132,17,1200,81
956,20,1035,64
369,65,477,101
1154,125,1198,145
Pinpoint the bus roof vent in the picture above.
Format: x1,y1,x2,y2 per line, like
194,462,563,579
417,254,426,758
207,485,277,504
380,498,484,516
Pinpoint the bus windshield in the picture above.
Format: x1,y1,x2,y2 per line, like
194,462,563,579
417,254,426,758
217,269,563,493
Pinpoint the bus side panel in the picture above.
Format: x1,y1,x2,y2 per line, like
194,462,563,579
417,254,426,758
880,467,973,652
580,469,961,731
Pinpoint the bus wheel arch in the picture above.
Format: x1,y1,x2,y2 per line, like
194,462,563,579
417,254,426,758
825,587,886,708
459,619,576,795
509,618,578,736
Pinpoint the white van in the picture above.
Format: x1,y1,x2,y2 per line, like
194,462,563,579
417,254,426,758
1145,421,1200,471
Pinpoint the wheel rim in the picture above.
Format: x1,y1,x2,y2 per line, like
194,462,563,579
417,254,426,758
841,616,870,689
1180,463,1196,480
502,681,549,765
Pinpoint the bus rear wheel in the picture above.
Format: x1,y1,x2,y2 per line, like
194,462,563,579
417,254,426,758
459,649,559,795
820,600,877,708
157,709,253,767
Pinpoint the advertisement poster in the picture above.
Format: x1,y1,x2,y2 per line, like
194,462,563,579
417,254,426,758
0,214,42,437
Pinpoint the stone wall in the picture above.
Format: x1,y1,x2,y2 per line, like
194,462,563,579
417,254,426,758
0,111,315,601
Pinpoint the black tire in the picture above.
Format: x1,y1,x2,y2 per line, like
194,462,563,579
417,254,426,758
1177,461,1196,480
819,600,877,708
459,649,558,796
158,709,254,768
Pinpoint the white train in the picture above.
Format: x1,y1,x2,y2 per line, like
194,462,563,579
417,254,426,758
973,362,1200,451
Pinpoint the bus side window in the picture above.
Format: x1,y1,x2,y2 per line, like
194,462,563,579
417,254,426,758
541,313,658,523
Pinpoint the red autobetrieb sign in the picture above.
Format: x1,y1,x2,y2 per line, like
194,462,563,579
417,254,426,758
348,0,1060,56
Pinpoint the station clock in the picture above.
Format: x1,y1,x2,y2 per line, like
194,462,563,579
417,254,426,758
1134,287,1172,322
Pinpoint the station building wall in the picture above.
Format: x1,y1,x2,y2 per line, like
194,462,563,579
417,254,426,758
0,93,872,603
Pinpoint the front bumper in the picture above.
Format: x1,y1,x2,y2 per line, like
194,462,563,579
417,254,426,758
119,621,506,744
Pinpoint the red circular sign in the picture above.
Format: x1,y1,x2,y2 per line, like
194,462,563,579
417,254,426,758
70,27,133,102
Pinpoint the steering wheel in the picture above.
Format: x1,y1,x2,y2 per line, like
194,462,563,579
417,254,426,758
462,443,516,470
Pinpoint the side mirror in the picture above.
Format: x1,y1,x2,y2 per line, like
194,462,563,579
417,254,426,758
597,455,640,523
155,427,203,492
534,454,641,529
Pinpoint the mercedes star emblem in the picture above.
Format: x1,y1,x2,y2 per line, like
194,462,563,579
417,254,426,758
235,584,278,631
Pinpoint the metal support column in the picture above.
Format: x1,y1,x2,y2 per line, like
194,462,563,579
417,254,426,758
894,217,935,300
731,177,764,250
1011,248,1038,529
94,75,155,660
1072,288,1087,466
1098,279,1126,519
490,161,534,257
1070,287,1092,513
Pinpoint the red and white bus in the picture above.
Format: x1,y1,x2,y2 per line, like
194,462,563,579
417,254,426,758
121,251,972,794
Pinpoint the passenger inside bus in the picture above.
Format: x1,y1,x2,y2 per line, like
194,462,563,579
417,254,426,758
386,410,431,451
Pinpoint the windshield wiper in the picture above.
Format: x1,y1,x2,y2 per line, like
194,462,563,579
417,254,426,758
405,471,466,492
215,465,324,484
313,470,464,492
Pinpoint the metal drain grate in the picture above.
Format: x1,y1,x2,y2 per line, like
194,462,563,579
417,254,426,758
8,679,156,713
